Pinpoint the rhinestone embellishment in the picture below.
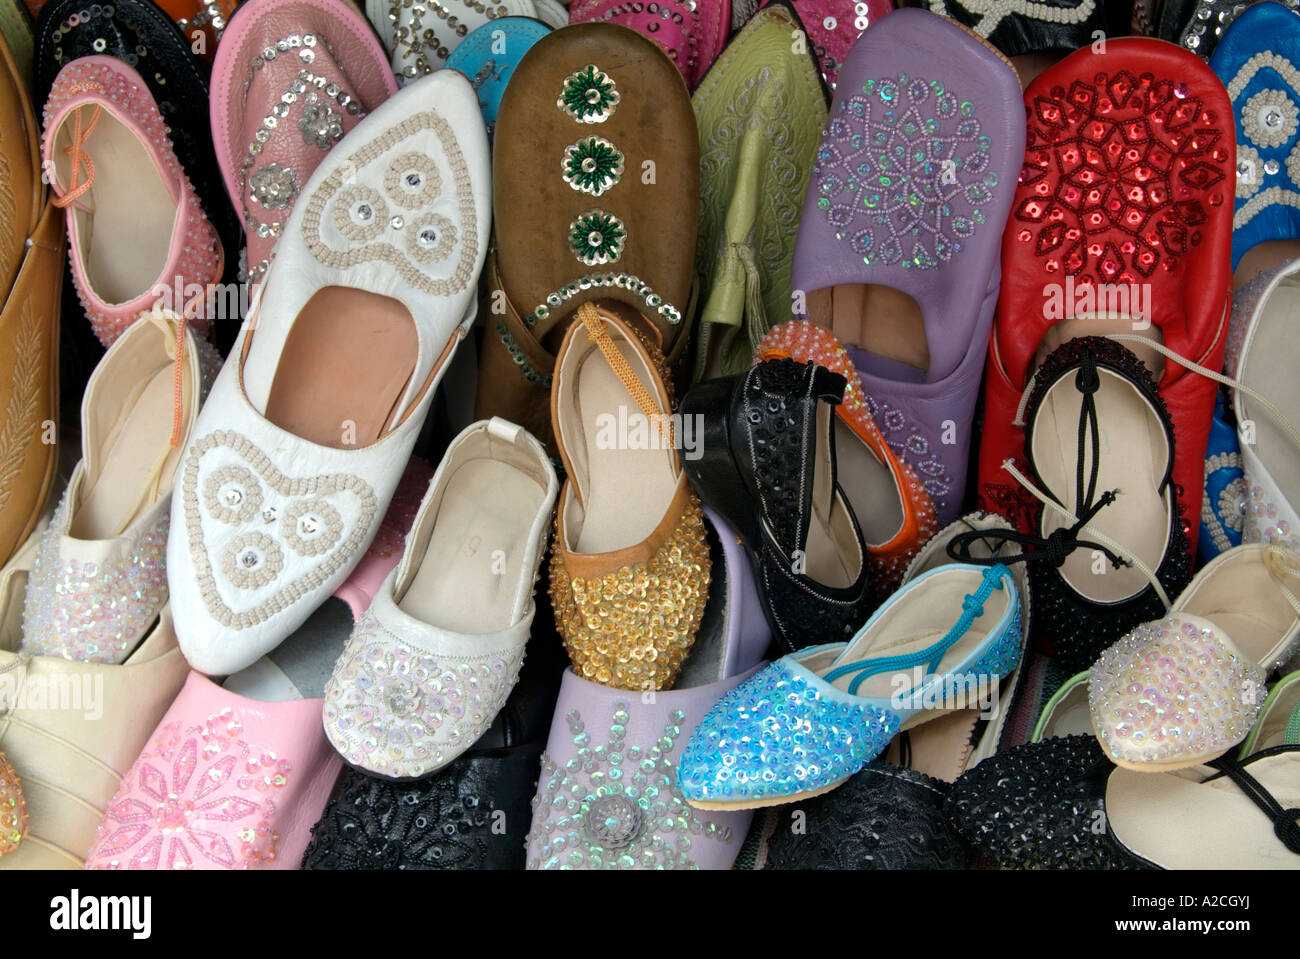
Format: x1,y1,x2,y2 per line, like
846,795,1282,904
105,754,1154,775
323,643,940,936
583,794,643,849
568,209,626,266
298,100,344,148
562,136,625,196
815,73,997,269
248,163,299,210
557,64,620,123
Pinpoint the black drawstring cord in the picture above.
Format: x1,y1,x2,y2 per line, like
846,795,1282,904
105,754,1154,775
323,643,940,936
1208,754,1300,855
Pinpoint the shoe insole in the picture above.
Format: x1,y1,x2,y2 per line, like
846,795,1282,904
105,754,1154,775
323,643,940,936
572,340,676,555
807,284,930,374
834,415,904,549
400,458,545,634
1033,368,1169,604
70,364,176,540
886,709,980,783
1235,239,1300,291
1239,271,1300,508
804,400,859,589
1106,754,1300,869
59,108,176,306
265,287,418,449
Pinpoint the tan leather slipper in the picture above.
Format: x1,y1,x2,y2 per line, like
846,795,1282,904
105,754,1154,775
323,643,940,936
477,22,699,453
0,29,62,572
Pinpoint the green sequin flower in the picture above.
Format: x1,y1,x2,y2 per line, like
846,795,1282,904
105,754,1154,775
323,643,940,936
562,136,625,197
568,209,626,266
557,64,620,124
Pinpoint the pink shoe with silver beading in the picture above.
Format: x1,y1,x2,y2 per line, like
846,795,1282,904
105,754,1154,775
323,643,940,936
42,56,224,347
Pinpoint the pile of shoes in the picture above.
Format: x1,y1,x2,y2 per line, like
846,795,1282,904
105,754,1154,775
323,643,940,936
0,0,1297,872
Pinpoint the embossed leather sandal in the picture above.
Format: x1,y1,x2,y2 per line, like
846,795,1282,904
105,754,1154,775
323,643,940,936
323,418,558,779
1105,668,1300,869
42,56,225,346
677,563,1022,810
960,336,1192,673
168,70,491,677
478,22,699,453
691,3,828,379
549,303,711,692
211,0,398,284
682,357,871,654
757,321,939,600
793,7,1025,525
0,27,62,572
1089,543,1300,771
22,309,217,665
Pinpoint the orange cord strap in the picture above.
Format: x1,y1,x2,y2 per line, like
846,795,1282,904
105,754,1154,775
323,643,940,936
578,303,674,446
50,105,103,209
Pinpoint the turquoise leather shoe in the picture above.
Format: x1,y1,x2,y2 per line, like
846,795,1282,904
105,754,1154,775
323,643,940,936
677,563,1022,809
445,17,552,143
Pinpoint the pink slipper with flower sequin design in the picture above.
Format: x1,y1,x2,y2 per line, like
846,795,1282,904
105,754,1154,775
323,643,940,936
756,320,939,598
42,56,223,348
85,671,342,870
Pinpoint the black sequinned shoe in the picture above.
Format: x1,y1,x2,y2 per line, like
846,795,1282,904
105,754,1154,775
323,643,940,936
950,336,1192,673
681,357,872,654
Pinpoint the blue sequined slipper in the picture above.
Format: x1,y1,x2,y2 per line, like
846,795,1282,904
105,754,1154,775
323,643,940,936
677,563,1022,810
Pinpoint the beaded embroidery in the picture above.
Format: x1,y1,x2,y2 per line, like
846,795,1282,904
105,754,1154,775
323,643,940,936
1015,69,1231,285
1089,616,1266,766
86,709,290,869
568,209,626,265
387,0,509,82
323,611,524,778
561,136,625,197
557,63,620,123
248,163,299,210
300,110,480,296
814,73,998,270
525,701,732,870
180,431,379,630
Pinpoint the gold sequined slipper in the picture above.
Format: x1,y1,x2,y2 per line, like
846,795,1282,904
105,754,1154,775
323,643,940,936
548,303,710,693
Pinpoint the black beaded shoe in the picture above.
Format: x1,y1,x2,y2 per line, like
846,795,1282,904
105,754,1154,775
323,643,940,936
945,733,1146,870
759,762,972,870
949,336,1192,673
35,0,238,286
912,0,1129,60
680,357,872,655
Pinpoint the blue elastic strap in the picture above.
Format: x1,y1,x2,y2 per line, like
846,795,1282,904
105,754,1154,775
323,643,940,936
824,565,1009,696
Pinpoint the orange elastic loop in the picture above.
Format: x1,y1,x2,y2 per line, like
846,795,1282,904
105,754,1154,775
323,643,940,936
50,105,103,209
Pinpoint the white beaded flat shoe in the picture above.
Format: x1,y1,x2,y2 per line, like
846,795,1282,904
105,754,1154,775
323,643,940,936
167,69,491,677
323,418,558,779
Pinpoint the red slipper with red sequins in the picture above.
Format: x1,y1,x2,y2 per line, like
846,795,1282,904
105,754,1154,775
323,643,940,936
978,38,1235,554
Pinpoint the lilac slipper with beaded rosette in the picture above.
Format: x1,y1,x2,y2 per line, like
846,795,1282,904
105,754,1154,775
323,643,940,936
1089,543,1300,773
792,7,1025,524
85,671,342,869
763,0,894,89
568,0,730,90
42,56,224,347
211,0,398,284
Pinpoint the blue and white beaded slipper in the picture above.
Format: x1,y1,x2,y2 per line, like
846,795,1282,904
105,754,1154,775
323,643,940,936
1210,1,1300,273
676,563,1022,810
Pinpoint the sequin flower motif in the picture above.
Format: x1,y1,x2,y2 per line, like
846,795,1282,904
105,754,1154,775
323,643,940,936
526,702,733,869
677,658,901,806
814,73,999,269
248,162,299,210
568,209,626,266
1088,615,1266,767
299,99,344,149
322,611,524,778
557,63,620,123
86,709,290,869
1015,71,1231,285
562,136,625,197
